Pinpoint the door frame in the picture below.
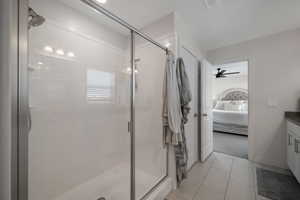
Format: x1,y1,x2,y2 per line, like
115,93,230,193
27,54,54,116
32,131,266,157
210,59,251,160
197,61,202,161
199,59,214,162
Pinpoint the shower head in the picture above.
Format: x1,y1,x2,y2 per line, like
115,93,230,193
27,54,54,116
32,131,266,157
28,7,45,29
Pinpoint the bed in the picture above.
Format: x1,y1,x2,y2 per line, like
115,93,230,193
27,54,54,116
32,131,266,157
213,89,248,136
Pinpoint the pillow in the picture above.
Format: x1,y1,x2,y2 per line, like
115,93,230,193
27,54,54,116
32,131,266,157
241,102,248,111
223,101,248,111
214,101,225,110
224,102,240,111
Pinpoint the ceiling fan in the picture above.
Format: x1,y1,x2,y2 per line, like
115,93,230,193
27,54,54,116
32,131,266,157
215,68,240,78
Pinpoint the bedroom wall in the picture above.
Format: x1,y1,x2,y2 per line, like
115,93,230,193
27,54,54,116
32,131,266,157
212,75,248,101
207,28,300,169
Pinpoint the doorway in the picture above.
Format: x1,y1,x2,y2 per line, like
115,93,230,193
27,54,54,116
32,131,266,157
212,61,249,159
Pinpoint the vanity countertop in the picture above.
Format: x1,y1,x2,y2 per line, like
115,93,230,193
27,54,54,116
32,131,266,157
285,112,300,126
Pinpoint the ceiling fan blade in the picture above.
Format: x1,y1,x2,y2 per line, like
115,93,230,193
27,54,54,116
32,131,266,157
216,73,227,78
223,72,240,75
221,70,227,74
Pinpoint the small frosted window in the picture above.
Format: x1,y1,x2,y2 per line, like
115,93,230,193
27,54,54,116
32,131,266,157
87,69,115,102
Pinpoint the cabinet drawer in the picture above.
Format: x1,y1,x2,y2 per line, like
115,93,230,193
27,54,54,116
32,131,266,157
287,121,300,137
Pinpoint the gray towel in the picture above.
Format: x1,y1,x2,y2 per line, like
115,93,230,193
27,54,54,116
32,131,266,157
174,57,191,185
176,57,192,124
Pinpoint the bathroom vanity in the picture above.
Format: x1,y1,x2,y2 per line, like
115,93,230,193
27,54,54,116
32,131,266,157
286,112,300,183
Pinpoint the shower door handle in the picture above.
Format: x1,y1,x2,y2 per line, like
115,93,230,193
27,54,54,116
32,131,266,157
28,110,32,131
128,121,131,133
295,139,300,153
27,108,32,131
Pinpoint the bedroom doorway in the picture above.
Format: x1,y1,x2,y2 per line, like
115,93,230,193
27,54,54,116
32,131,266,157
212,61,249,159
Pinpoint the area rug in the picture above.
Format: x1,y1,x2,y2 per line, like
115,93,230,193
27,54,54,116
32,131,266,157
256,168,300,200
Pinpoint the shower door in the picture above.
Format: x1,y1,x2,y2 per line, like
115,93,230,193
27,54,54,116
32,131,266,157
27,0,132,200
19,0,169,200
134,34,168,199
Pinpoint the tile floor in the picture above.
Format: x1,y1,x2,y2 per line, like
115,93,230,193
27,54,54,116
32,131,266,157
166,152,267,200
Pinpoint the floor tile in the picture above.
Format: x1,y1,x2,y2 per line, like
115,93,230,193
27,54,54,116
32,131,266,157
166,153,259,200
166,190,189,200
175,155,216,199
193,185,224,200
225,178,255,200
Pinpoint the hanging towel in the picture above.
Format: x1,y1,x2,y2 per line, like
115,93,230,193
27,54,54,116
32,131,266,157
176,57,192,124
163,52,183,145
163,53,192,185
174,57,191,185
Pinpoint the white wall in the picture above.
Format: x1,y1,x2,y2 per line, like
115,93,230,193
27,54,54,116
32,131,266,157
140,12,207,188
207,28,300,169
175,13,207,169
139,13,178,189
140,13,175,43
212,75,248,100
174,13,205,60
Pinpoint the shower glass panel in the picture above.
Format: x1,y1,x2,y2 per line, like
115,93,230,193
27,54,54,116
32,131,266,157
28,0,131,199
134,34,168,199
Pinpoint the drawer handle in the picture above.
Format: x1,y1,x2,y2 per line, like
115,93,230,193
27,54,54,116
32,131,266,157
295,139,300,153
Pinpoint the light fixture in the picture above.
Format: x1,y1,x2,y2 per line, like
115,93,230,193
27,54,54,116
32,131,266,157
69,27,77,32
126,67,132,74
96,0,107,4
56,49,65,56
165,42,171,48
37,61,43,65
125,67,138,74
44,46,53,53
204,0,220,8
67,52,75,57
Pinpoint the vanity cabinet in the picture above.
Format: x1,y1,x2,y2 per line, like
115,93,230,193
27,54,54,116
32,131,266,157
287,121,300,182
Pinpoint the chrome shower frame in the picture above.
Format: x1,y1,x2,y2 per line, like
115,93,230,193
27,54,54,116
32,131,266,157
15,0,170,200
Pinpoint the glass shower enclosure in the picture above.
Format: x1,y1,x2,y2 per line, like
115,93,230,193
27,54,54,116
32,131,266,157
18,0,169,200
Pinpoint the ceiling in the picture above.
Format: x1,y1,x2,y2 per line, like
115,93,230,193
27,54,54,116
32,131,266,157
94,0,174,29
60,0,300,51
176,0,300,51
59,0,174,36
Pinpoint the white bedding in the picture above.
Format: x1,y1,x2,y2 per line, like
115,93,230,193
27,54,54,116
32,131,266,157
213,109,248,126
